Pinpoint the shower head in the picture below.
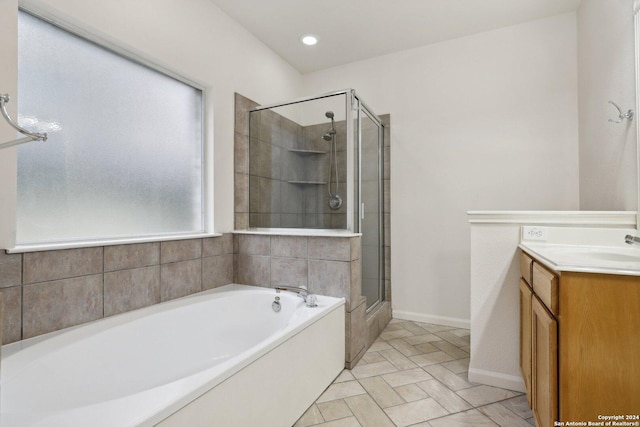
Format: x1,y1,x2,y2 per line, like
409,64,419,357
325,111,334,119
324,111,336,141
323,132,333,141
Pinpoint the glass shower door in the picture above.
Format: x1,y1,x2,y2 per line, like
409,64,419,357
358,104,384,312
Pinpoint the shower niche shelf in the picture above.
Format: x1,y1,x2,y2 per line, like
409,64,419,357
288,149,327,155
287,181,327,185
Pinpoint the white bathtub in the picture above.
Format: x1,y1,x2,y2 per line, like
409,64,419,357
0,284,345,426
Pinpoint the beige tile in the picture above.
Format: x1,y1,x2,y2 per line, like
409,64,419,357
314,417,361,427
399,321,430,335
347,301,367,362
308,237,351,261
403,333,441,345
160,239,202,264
236,254,270,286
23,247,103,284
383,322,406,332
428,409,498,427
383,398,448,426
234,132,249,174
350,236,361,261
360,350,386,365
416,379,472,413
435,330,471,348
409,351,455,367
202,234,233,257
379,348,418,370
234,93,258,135
395,383,429,403
456,385,519,407
344,394,395,427
317,381,367,403
379,328,414,341
202,254,233,290
381,368,433,387
422,364,473,391
235,213,249,230
237,234,271,255
294,404,325,427
334,370,356,383
477,402,533,427
414,342,439,354
1,286,22,344
23,274,103,338
271,236,307,258
349,259,362,307
358,376,404,408
499,395,534,420
419,323,456,333
433,340,469,359
441,358,470,375
351,361,398,379
317,400,353,422
271,257,307,287
368,339,393,352
234,172,249,213
387,338,423,356
308,260,350,300
160,259,202,301
451,328,471,337
104,266,160,316
0,252,21,288
104,242,159,272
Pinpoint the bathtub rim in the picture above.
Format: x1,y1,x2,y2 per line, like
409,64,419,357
1,284,346,427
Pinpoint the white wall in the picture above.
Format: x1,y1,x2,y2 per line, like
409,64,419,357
303,13,580,326
0,0,303,245
577,0,637,211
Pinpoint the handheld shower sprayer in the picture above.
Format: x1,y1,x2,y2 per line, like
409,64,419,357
323,111,342,210
323,111,336,141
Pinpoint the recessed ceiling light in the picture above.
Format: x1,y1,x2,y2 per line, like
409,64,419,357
300,34,318,46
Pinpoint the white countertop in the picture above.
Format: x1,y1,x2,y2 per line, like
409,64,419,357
519,226,640,276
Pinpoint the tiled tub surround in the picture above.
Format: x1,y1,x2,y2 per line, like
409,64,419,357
235,93,393,368
234,233,391,368
0,234,234,344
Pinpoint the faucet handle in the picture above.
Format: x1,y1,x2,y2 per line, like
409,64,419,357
306,294,318,308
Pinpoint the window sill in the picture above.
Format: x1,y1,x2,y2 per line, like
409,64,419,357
6,232,224,253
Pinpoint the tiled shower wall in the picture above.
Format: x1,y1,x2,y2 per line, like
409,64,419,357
0,235,234,344
237,94,347,229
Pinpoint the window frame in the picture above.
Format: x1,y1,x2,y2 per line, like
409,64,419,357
8,5,216,253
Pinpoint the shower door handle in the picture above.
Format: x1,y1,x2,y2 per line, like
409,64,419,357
361,203,365,220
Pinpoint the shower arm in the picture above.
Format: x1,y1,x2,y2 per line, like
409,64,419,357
0,93,48,150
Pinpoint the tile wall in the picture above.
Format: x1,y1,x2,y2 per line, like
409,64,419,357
236,93,347,229
0,235,234,344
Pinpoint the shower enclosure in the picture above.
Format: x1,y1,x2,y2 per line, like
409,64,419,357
248,89,385,311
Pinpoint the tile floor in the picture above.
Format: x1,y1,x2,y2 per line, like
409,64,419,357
294,319,534,427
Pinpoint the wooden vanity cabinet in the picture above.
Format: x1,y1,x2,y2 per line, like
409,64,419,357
519,250,640,427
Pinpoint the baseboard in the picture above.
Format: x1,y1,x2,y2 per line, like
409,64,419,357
468,368,526,393
392,310,470,329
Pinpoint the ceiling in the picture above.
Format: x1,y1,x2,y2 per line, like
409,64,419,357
209,0,582,74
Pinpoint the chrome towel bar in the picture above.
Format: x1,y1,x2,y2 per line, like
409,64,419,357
0,93,47,150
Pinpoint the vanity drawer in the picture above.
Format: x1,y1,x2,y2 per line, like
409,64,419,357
520,251,534,285
532,262,558,316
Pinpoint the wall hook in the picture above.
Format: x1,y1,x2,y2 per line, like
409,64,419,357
608,101,634,123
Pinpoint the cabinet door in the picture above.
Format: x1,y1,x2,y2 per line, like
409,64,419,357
519,279,532,405
532,296,558,427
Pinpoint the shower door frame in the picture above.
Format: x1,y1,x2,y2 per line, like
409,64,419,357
247,89,386,311
352,90,385,313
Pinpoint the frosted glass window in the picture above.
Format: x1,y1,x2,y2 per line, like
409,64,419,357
17,11,203,244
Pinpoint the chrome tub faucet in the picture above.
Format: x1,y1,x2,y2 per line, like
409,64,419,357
274,286,318,308
625,235,640,246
